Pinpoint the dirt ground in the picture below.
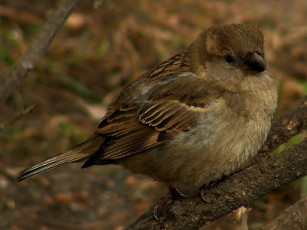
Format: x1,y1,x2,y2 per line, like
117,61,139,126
0,0,306,229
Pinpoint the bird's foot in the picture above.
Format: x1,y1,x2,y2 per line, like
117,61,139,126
153,196,172,221
200,179,223,203
153,186,190,221
200,188,211,203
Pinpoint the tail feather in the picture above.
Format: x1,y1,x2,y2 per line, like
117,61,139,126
17,136,103,181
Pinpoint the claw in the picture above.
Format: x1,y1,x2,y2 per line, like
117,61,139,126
168,186,190,199
153,186,193,221
153,197,172,221
153,186,190,221
200,189,210,203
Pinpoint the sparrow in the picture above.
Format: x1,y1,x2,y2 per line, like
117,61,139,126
18,24,277,196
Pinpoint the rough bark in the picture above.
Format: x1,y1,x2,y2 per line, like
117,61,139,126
0,0,82,105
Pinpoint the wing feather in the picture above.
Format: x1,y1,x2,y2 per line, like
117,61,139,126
82,74,222,168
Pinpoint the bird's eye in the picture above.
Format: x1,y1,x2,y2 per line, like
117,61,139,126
224,54,235,64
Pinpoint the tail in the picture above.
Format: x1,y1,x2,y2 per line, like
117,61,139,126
17,135,104,181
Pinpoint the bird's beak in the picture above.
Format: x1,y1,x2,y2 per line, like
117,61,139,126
242,53,266,74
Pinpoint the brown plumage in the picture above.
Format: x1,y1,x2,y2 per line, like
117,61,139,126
18,24,277,196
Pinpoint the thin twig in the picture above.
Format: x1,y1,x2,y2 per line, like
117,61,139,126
0,105,37,130
0,0,82,106
0,5,43,24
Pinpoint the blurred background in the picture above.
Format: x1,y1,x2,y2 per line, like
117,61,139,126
0,0,306,229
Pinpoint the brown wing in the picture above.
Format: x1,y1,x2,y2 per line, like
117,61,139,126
82,74,221,168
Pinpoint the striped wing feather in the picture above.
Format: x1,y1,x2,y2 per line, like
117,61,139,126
82,75,220,167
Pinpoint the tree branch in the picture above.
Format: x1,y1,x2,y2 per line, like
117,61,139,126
0,0,82,105
262,195,307,230
127,97,307,230
260,95,307,154
128,139,307,230
0,104,36,130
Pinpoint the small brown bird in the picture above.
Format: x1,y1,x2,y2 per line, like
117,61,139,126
18,24,277,196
